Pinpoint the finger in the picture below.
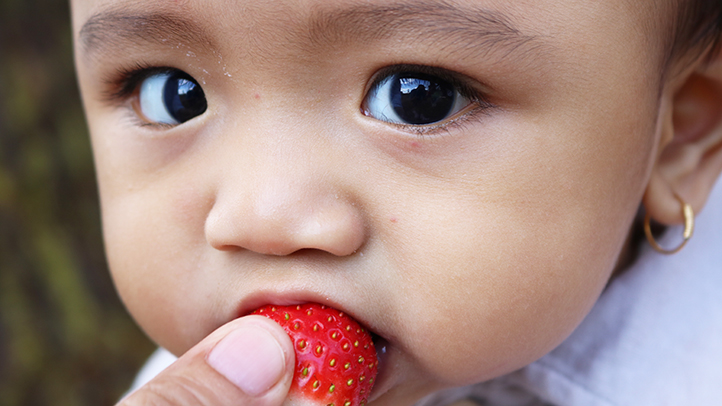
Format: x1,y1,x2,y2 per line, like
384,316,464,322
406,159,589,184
118,316,295,406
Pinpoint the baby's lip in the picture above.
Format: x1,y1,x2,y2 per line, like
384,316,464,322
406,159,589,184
235,291,321,319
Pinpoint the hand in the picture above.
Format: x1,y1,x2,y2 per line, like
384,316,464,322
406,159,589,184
118,316,295,406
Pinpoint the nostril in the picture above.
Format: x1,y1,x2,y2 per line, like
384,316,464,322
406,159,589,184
298,207,367,257
207,227,305,256
212,243,242,252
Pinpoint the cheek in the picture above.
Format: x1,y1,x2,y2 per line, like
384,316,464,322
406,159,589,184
376,108,657,384
384,203,617,384
99,170,218,355
88,107,230,354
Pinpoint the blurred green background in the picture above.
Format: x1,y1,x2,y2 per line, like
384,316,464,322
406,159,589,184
0,0,157,405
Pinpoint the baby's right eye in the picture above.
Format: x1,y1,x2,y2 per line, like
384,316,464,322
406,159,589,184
137,70,207,125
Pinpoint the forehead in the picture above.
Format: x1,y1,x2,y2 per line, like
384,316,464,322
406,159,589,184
71,0,660,58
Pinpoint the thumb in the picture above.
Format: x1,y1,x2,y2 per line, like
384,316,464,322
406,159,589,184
119,316,295,406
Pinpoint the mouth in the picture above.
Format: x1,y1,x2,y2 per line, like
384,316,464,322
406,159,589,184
367,332,394,402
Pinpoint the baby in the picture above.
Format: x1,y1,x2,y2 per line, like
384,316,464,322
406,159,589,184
70,0,722,405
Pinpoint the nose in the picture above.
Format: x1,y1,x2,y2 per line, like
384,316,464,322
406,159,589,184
204,135,366,257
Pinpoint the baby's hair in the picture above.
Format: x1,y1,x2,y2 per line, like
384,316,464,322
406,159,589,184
667,0,722,67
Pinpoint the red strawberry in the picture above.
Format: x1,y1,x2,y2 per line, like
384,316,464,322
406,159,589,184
251,304,378,406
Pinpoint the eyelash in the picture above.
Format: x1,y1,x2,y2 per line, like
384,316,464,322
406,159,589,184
104,63,164,102
103,63,185,128
102,63,495,134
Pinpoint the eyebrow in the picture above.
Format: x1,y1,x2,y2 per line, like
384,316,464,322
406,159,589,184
79,8,216,58
78,1,543,62
305,2,543,59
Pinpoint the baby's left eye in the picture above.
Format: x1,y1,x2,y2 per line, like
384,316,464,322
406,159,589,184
362,70,474,126
137,70,207,125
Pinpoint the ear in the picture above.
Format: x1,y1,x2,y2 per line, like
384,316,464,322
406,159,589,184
643,51,722,225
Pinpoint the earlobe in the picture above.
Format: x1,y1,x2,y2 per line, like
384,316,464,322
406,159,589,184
643,53,722,225
643,171,685,225
644,191,694,254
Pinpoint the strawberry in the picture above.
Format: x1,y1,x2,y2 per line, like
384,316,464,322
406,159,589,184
251,304,378,406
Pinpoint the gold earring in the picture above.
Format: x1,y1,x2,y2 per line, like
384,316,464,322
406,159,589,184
644,193,694,254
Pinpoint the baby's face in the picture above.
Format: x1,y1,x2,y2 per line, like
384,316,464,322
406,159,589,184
73,0,667,404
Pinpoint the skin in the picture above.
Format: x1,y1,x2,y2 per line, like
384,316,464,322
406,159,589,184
71,0,722,405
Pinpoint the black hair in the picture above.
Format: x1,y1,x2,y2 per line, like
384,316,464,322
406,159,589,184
668,0,722,66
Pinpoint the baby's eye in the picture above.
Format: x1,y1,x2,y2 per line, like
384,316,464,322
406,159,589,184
137,70,207,125
363,70,473,126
